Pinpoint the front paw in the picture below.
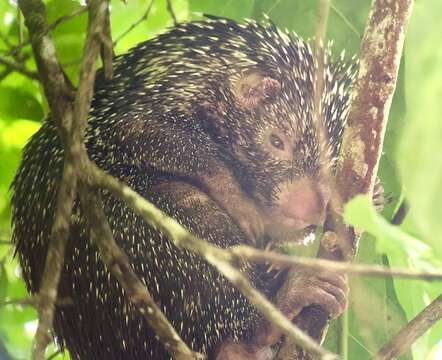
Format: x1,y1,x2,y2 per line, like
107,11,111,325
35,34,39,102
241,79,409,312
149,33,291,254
283,269,349,319
252,269,348,347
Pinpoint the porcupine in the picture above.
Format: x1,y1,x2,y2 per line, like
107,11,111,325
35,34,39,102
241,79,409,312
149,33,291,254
12,17,355,359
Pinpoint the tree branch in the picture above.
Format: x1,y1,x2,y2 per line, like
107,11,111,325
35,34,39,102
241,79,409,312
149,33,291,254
9,7,88,57
19,1,200,358
113,0,154,46
166,0,178,25
87,162,338,359
0,54,39,80
229,244,442,281
373,294,442,359
0,296,73,308
281,0,415,358
78,184,199,359
16,2,417,359
17,1,106,359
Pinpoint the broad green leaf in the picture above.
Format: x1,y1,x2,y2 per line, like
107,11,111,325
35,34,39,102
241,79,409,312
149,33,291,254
398,0,442,258
345,195,442,358
0,87,43,122
1,119,41,149
344,195,437,266
0,262,8,302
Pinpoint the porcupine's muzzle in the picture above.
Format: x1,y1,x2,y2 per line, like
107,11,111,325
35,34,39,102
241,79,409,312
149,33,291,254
264,178,330,244
277,177,329,228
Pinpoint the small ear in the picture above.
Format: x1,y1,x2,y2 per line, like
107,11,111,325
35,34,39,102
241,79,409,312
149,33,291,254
233,70,281,111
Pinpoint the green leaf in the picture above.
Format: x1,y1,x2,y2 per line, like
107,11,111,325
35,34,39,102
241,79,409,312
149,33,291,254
0,262,8,302
0,87,43,122
344,196,442,358
344,195,438,266
1,119,41,149
398,0,442,258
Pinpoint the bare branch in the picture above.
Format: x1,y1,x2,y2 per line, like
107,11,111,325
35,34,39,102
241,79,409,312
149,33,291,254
166,0,178,25
18,0,74,126
17,1,107,359
0,54,39,80
0,297,73,308
113,0,154,46
279,0,415,358
0,297,38,307
18,2,78,358
88,163,338,359
18,1,198,358
229,244,442,281
330,3,361,38
339,0,414,202
76,10,193,351
78,184,200,359
17,6,24,44
46,349,62,360
373,294,442,359
100,1,113,80
0,52,31,82
9,7,88,57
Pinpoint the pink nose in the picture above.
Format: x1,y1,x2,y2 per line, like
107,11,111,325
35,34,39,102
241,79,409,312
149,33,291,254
278,178,329,226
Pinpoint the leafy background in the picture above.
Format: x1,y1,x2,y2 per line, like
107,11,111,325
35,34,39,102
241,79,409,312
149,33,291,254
0,0,441,359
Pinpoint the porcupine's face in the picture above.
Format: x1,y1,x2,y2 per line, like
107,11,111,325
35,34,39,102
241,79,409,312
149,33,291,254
227,65,353,244
239,103,329,244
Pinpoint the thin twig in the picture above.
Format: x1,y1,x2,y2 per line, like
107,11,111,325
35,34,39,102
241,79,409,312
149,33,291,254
17,1,106,359
0,296,73,308
280,0,415,358
0,52,31,82
0,54,39,80
100,1,113,80
0,297,38,307
46,349,62,360
9,6,88,57
19,1,198,358
229,245,442,281
330,3,361,38
78,184,201,359
337,311,349,360
17,6,24,44
166,0,178,25
113,0,154,46
373,294,442,359
88,162,338,359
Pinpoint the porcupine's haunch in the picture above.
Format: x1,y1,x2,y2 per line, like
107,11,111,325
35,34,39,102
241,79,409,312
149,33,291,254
12,18,355,359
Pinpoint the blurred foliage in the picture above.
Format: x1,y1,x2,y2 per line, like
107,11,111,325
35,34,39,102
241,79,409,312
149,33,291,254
0,0,440,359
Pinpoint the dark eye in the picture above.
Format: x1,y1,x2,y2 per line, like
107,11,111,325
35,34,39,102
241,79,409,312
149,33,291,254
270,134,285,150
